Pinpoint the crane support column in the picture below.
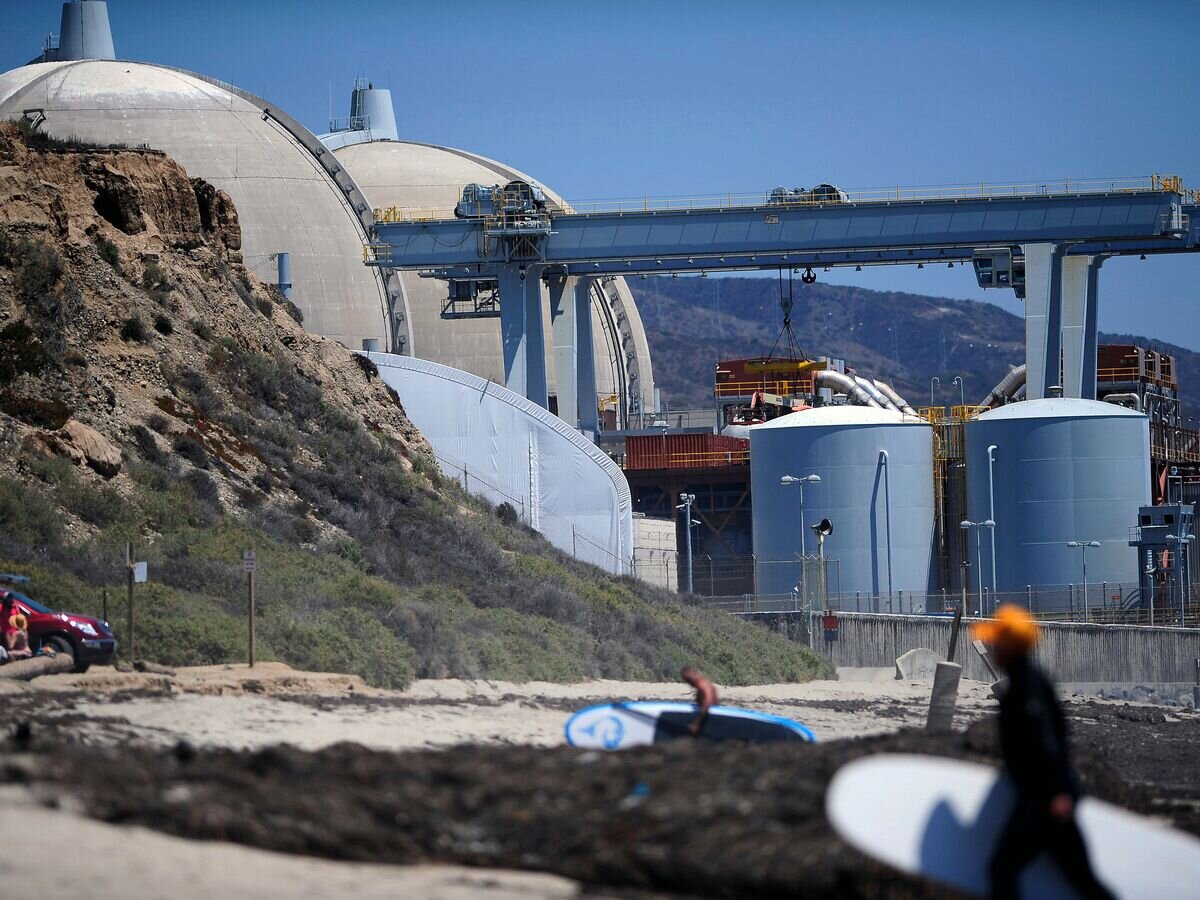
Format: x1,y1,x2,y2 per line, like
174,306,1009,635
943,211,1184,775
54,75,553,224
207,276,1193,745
1081,257,1104,400
1023,243,1065,398
575,277,599,433
549,274,578,426
1061,254,1091,398
496,263,549,407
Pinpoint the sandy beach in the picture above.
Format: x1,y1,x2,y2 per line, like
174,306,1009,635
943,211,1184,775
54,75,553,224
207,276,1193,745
2,664,1197,898
17,662,999,752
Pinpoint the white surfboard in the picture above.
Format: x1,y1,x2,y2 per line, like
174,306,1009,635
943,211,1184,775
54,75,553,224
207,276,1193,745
826,753,1200,899
564,701,815,750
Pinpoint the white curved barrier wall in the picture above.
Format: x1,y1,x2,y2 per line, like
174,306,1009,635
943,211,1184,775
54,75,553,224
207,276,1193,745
366,353,633,575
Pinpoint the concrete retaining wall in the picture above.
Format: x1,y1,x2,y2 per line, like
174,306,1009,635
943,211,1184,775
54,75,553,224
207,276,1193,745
741,611,1200,685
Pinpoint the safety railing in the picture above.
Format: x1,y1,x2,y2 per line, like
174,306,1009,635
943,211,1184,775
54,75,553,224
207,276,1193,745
372,175,1186,224
362,242,391,263
561,175,1184,216
714,377,815,398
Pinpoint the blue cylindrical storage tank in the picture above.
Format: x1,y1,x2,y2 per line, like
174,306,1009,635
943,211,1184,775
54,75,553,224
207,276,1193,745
750,407,935,603
965,398,1149,612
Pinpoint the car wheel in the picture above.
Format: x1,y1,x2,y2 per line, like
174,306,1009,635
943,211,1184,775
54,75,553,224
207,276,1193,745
42,635,83,671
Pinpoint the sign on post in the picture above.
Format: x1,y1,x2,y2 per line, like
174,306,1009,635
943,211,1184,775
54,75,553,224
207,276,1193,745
133,561,148,584
244,550,257,667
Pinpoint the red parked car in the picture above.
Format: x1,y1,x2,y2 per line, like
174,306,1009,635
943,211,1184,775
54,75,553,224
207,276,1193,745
1,580,116,672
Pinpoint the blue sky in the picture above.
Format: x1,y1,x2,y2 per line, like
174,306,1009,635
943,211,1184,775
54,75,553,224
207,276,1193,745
5,0,1200,348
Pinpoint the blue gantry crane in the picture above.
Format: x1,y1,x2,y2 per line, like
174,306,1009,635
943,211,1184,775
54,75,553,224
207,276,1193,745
367,176,1199,430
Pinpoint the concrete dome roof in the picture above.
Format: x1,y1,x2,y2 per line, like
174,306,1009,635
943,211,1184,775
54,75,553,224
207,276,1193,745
333,138,656,419
0,60,389,350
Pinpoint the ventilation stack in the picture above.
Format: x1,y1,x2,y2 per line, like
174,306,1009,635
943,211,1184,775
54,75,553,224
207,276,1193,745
348,79,399,142
57,1,116,61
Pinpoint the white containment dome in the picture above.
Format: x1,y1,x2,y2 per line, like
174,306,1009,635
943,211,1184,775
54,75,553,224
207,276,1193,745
965,398,1150,612
750,406,936,604
326,111,656,427
0,60,390,350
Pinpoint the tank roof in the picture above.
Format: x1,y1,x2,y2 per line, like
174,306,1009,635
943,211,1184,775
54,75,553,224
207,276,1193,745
751,405,922,429
975,398,1146,421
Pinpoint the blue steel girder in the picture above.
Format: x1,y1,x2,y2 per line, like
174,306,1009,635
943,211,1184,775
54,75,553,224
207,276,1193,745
371,192,1191,277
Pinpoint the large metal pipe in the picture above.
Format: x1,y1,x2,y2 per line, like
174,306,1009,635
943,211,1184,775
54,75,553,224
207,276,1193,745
978,364,1027,408
873,379,917,416
813,370,880,407
854,376,896,411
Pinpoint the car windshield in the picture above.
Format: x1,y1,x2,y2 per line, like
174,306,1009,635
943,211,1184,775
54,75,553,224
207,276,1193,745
4,590,53,614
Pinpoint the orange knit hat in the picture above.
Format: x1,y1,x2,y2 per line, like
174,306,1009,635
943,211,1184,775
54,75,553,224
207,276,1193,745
971,603,1040,652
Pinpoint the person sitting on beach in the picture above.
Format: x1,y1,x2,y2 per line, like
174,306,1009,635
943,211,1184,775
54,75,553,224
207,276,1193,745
973,604,1114,900
681,666,719,735
2,595,32,661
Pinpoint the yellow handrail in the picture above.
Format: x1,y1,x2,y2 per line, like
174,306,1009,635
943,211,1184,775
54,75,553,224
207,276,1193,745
373,175,1186,224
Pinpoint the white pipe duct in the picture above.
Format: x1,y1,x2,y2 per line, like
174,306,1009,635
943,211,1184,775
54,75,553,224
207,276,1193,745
873,379,917,416
813,370,880,407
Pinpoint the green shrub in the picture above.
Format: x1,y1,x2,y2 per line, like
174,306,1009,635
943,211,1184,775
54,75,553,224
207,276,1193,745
60,480,131,527
0,478,63,548
190,319,214,341
0,321,53,386
153,313,173,335
172,433,209,468
120,315,147,343
264,607,413,689
96,236,122,273
254,296,273,317
14,240,62,304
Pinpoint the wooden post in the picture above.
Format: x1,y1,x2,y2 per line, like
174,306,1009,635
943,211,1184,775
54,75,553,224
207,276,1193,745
126,541,135,660
248,567,255,668
244,550,257,667
102,588,108,626
947,599,964,663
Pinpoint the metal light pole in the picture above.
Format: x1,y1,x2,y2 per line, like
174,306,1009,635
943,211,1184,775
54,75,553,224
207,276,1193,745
780,473,821,556
930,376,940,407
986,445,999,597
951,376,965,409
1066,540,1101,620
962,520,995,614
676,493,697,594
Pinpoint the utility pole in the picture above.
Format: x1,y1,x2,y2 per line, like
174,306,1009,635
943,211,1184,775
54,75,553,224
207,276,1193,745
126,541,135,660
676,493,696,594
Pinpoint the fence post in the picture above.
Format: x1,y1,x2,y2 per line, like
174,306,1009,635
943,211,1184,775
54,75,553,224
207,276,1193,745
856,591,861,613
1026,584,1033,611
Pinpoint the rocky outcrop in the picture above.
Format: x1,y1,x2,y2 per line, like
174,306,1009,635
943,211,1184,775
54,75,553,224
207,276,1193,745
61,420,122,478
0,121,432,532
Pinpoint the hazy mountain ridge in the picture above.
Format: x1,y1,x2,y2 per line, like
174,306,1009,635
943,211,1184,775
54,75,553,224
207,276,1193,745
635,276,1198,416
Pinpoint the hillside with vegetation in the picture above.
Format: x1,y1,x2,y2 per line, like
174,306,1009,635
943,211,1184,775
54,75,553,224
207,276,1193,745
0,123,829,687
636,275,1199,416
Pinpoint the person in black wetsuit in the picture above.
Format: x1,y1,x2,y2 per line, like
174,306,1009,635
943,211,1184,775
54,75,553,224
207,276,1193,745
973,604,1115,900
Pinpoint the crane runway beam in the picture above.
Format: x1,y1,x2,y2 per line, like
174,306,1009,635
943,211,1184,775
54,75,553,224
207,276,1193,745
368,188,1198,410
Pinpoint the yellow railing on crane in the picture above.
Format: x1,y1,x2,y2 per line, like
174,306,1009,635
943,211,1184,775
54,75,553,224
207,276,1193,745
371,175,1189,224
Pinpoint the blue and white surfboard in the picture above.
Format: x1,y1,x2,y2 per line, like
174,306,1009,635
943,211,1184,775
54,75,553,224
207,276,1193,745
564,701,816,749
